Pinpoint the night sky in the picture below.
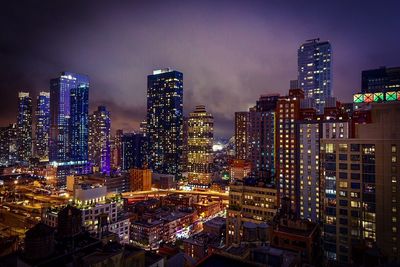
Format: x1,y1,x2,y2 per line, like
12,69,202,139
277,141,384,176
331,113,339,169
1,0,400,137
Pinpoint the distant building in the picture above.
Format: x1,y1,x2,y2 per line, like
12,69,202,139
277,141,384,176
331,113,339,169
234,111,249,160
49,72,89,162
130,168,152,191
187,105,214,185
362,66,400,93
0,124,18,166
16,92,32,162
112,129,124,169
89,106,111,174
122,132,146,170
298,38,332,113
146,68,183,179
229,159,251,181
248,95,279,183
35,92,50,160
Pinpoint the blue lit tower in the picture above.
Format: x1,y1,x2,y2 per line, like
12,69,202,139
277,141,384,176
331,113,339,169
298,38,332,113
89,106,111,174
146,68,183,178
35,91,50,160
16,92,32,162
49,72,89,162
70,83,89,162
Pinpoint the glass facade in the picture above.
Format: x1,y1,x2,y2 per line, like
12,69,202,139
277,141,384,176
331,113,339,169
16,92,32,162
298,38,332,114
146,69,183,178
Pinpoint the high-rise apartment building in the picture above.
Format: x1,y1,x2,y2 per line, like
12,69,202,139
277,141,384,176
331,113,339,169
361,66,400,93
0,124,18,166
276,89,305,212
298,38,332,113
35,91,50,160
187,105,214,185
234,111,249,160
89,106,111,174
248,95,279,183
321,102,400,264
16,92,32,162
146,69,183,179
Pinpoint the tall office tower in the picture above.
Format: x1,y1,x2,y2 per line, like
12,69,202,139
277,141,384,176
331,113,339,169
112,129,124,169
69,83,89,162
248,95,279,183
16,92,32,162
35,92,50,160
298,38,332,114
187,105,214,185
297,105,349,222
226,178,278,245
321,101,400,264
89,106,111,174
122,133,146,170
362,66,400,93
276,89,305,212
234,111,249,160
49,72,89,162
146,68,183,179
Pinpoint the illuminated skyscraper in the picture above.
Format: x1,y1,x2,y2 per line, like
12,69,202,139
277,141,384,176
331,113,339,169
187,105,214,185
35,91,50,160
89,106,111,174
50,72,89,162
298,38,332,113
276,89,305,211
146,68,183,178
69,83,89,162
16,92,32,162
234,111,249,160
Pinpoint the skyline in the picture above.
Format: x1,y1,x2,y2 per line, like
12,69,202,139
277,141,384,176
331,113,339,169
2,1,400,137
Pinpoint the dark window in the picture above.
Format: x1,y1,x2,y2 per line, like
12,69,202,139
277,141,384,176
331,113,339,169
339,218,348,225
339,172,348,179
351,210,359,217
326,153,336,162
339,154,348,161
351,164,360,170
350,144,360,152
351,173,360,180
325,163,336,171
339,227,348,235
364,174,375,183
339,209,348,216
351,182,360,189
339,163,348,170
339,200,348,207
363,164,375,173
351,154,360,161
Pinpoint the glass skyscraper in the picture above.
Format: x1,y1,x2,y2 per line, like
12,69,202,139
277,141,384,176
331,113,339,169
298,38,332,113
35,91,50,160
146,68,183,179
16,92,32,162
70,83,89,162
89,105,111,174
49,72,89,162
